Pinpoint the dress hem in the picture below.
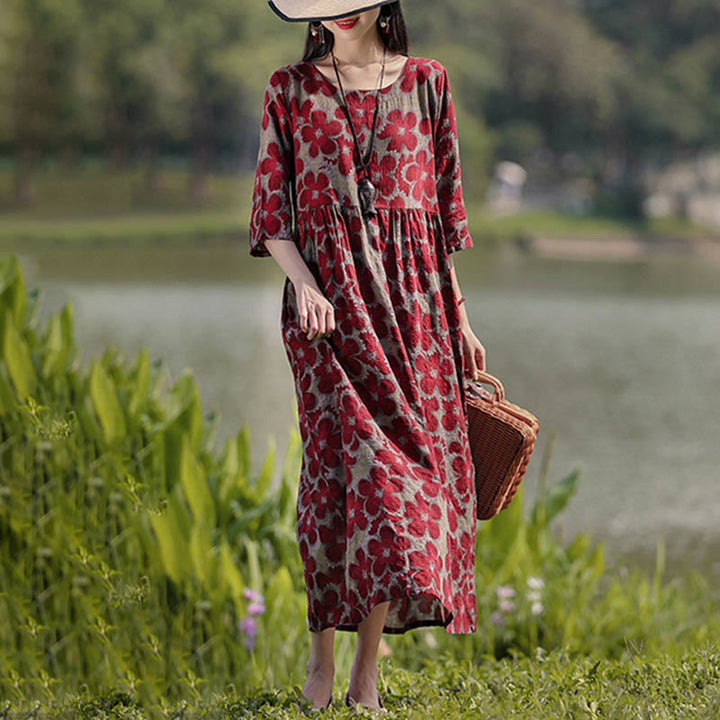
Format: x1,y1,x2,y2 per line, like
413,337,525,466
306,586,476,636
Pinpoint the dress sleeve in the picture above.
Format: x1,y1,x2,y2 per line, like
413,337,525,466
249,71,296,258
433,66,474,255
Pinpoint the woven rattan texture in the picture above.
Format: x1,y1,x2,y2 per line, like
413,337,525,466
464,372,539,520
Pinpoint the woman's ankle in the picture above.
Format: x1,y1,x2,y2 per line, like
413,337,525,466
306,655,335,675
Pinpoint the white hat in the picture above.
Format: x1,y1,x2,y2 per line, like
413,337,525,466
268,0,397,22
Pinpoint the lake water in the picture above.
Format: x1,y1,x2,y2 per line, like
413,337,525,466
12,239,720,585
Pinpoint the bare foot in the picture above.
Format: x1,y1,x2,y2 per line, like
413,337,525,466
302,659,334,709
347,662,385,711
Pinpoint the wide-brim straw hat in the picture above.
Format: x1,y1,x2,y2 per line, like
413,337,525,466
268,0,397,22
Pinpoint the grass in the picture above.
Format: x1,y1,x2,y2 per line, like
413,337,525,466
2,645,718,719
0,166,717,247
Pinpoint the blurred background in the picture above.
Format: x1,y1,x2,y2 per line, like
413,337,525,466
1,0,719,583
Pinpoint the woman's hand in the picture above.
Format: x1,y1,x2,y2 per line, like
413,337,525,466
294,279,336,341
461,322,487,380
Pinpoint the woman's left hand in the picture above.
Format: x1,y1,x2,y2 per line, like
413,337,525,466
461,324,487,380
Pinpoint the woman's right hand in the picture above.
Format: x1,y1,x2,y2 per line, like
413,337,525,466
294,279,336,341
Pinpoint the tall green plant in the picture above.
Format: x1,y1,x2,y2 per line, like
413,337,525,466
0,254,308,714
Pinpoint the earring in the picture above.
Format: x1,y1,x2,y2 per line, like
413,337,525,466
310,22,325,44
379,14,390,34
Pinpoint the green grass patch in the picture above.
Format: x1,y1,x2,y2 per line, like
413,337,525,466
2,645,718,719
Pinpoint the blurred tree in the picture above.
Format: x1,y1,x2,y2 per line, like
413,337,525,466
0,0,719,214
81,0,183,192
2,0,85,204
170,0,252,201
471,0,619,165
587,0,720,209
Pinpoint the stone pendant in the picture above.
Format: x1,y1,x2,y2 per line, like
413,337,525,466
358,176,377,217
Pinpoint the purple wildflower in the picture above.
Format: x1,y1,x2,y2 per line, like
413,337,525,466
239,616,257,637
243,588,263,604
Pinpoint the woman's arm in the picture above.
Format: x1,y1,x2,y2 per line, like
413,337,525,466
265,238,336,342
447,254,486,377
249,72,335,342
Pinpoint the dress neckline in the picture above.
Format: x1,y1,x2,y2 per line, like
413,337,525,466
304,55,411,95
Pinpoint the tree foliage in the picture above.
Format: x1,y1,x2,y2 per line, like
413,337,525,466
0,0,718,207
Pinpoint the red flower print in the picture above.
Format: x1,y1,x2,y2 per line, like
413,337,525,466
301,71,335,98
357,479,381,519
420,312,436,352
309,477,341,521
255,191,289,237
335,335,365,378
317,361,342,394
370,152,398,197
253,59,479,636
416,351,452,398
301,109,343,158
337,137,357,177
270,68,291,91
405,493,442,540
441,400,461,432
340,394,374,450
339,94,378,132
400,60,432,92
378,109,418,152
405,150,436,202
299,170,334,209
349,547,373,596
368,524,405,575
258,141,287,190
421,396,440,432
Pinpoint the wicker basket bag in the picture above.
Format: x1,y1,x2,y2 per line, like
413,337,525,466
463,371,539,520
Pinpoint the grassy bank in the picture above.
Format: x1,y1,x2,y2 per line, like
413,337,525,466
0,167,717,247
3,645,719,719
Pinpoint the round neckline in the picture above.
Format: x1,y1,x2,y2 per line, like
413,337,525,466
305,55,411,95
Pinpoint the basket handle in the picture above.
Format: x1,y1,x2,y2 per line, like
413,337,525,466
465,370,505,402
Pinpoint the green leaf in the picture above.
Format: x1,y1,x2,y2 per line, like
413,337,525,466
219,540,245,605
530,467,580,528
190,518,216,590
89,360,127,445
244,538,263,594
149,509,186,585
149,484,193,584
253,436,275,499
237,426,251,481
0,368,15,414
484,481,525,564
0,255,26,333
179,434,215,528
128,347,150,418
3,309,36,399
41,304,74,379
265,566,293,619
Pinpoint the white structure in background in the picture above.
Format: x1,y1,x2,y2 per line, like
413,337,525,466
486,161,527,214
644,151,720,228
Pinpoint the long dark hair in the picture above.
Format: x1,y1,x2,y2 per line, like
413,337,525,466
301,2,409,61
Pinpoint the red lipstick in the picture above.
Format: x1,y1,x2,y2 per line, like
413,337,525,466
335,16,359,30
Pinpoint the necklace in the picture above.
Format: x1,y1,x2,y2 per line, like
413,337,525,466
331,47,387,217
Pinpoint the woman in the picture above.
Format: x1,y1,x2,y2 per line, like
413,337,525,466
249,0,487,712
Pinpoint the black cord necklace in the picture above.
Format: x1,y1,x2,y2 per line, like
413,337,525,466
331,47,387,217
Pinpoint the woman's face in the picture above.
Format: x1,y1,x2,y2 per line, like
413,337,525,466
321,8,381,40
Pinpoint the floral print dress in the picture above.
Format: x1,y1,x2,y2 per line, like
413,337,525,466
249,55,477,634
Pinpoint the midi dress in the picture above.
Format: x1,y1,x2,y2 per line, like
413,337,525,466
249,55,477,635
